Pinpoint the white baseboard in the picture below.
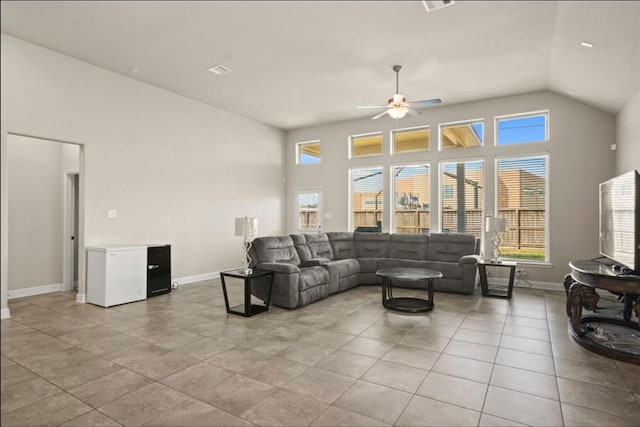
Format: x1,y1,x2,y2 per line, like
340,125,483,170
1,308,11,319
76,293,86,303
8,283,63,300
172,271,220,287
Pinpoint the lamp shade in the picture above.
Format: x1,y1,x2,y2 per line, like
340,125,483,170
235,216,258,238
485,216,507,233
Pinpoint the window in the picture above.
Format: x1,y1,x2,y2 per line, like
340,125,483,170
392,165,430,234
350,132,383,158
296,140,321,164
392,126,430,154
295,188,323,233
440,120,484,150
496,155,548,262
440,160,484,237
351,167,383,231
496,112,548,145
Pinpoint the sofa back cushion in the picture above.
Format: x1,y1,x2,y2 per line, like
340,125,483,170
327,232,357,259
290,234,312,261
252,235,301,265
389,234,429,260
354,232,391,258
427,233,478,262
291,233,334,262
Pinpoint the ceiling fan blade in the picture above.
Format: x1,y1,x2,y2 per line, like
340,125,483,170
371,110,389,120
357,105,387,109
409,98,442,108
407,108,421,117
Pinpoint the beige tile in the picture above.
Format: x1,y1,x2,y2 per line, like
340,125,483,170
61,410,122,427
315,350,378,378
411,322,458,339
276,341,335,365
98,382,191,426
490,364,559,400
616,360,640,394
0,391,91,427
0,377,61,414
432,354,493,383
556,357,629,390
478,413,526,426
382,344,440,370
311,406,389,426
465,311,506,323
1,331,74,360
551,339,617,364
444,339,497,363
242,356,308,387
453,328,501,346
0,364,37,386
78,333,144,356
557,377,640,419
205,347,271,373
334,380,412,424
174,337,236,360
561,402,639,426
160,362,233,397
240,333,296,355
505,315,548,329
495,347,555,375
144,398,252,426
339,336,394,358
125,350,198,380
362,360,427,393
241,388,328,426
198,373,276,415
399,331,450,352
301,329,355,348
359,324,408,344
284,367,356,404
459,318,504,334
502,323,550,341
42,355,121,389
483,385,563,426
396,395,480,426
500,334,552,356
69,368,153,408
417,372,488,411
323,319,371,335
0,355,16,367
103,342,168,366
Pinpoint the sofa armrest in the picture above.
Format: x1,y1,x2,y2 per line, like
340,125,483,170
257,262,301,274
301,258,330,267
459,254,480,265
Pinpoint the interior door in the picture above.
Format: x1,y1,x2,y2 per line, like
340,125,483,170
294,188,323,234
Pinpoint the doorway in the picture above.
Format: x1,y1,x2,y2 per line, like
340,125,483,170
294,187,324,234
63,171,79,291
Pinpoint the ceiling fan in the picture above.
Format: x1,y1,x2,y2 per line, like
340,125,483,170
357,65,441,120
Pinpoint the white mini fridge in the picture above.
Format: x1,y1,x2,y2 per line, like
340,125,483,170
87,245,147,307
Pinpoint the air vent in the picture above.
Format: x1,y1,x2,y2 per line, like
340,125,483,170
208,64,232,75
422,0,455,12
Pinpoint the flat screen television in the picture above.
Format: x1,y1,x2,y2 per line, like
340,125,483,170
599,169,640,272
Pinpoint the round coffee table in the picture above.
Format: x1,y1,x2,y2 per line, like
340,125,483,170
376,268,443,313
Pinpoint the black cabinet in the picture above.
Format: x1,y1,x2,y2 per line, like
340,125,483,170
147,245,171,298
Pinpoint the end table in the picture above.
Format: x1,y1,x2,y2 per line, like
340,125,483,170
220,269,274,317
478,259,517,298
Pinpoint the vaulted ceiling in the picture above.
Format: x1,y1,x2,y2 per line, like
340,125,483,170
1,1,638,130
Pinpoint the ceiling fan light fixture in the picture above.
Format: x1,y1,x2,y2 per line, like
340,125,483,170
388,106,409,119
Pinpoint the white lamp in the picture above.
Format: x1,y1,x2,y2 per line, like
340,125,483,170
486,216,507,263
235,216,258,274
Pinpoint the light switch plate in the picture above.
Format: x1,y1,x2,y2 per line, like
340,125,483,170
107,209,117,219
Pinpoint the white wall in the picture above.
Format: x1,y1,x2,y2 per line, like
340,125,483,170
285,90,616,286
615,90,640,175
1,34,286,316
7,135,79,291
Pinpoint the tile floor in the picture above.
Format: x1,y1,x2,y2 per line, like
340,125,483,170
2,280,640,426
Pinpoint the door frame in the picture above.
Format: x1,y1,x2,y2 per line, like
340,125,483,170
293,187,324,234
63,169,79,292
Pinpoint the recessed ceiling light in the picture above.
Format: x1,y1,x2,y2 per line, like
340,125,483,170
580,41,594,48
208,65,232,75
422,0,455,12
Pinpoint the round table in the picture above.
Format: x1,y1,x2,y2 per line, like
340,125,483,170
376,268,443,313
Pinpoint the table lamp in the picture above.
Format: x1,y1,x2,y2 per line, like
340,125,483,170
486,216,507,263
235,216,258,274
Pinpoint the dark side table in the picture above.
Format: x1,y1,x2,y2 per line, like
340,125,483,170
220,269,274,317
478,259,517,298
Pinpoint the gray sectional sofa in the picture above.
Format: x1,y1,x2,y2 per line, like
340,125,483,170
249,231,481,309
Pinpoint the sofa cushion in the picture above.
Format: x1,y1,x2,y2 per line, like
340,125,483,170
427,233,478,262
324,259,359,294
304,233,334,259
355,233,391,258
290,234,312,261
252,236,301,265
388,234,428,260
327,232,357,259
298,266,330,292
